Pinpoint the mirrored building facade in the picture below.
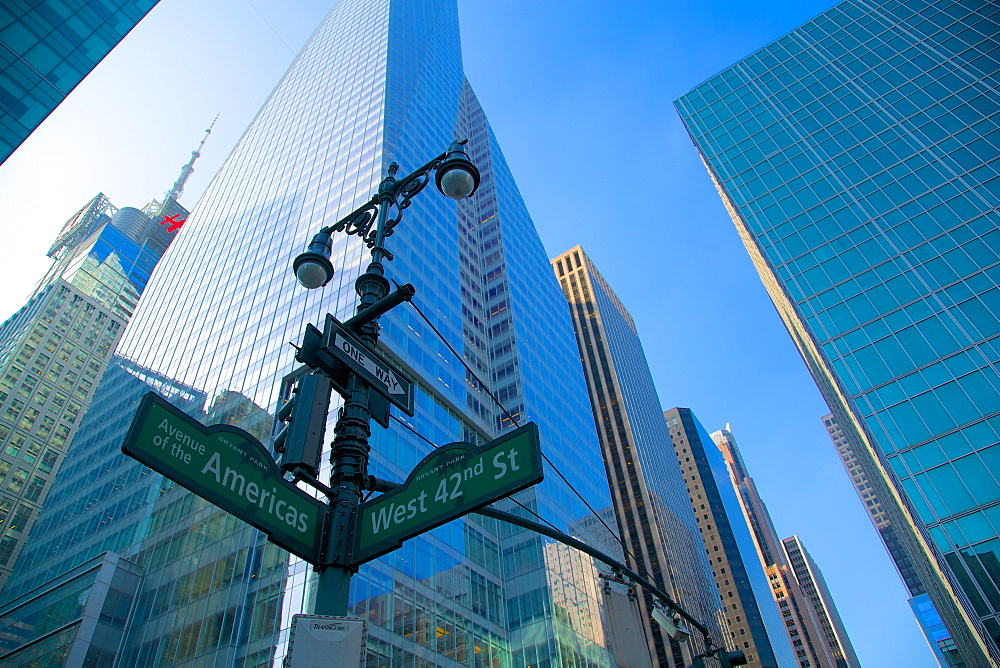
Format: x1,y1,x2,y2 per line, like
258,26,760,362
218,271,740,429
3,0,620,665
0,165,189,597
675,0,1000,664
552,245,724,666
823,412,960,666
664,407,795,668
0,0,161,163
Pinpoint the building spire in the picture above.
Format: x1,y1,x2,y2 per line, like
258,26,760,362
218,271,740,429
164,114,218,203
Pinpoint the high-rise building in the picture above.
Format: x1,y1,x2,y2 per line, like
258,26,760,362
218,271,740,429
0,129,205,595
664,407,796,668
675,1,1000,663
1,0,625,665
781,537,859,668
551,245,725,666
823,412,959,666
0,0,161,163
712,426,855,668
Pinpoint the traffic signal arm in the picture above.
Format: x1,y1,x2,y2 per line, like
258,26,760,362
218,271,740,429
471,505,711,641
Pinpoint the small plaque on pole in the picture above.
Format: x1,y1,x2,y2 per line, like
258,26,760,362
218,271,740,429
284,615,366,668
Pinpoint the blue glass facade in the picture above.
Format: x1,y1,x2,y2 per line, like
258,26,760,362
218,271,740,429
0,190,183,598
675,0,1000,664
553,246,725,667
6,0,617,665
666,408,796,668
824,411,961,666
912,592,966,666
0,0,160,163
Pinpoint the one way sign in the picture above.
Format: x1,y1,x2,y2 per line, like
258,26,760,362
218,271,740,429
323,315,414,416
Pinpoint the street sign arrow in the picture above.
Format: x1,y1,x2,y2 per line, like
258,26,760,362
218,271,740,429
322,315,414,416
352,423,542,565
333,331,406,396
122,392,328,564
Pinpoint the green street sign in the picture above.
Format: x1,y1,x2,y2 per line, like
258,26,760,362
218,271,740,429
122,392,327,564
354,423,542,565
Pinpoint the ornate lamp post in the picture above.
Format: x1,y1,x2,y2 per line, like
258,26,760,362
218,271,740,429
291,140,480,615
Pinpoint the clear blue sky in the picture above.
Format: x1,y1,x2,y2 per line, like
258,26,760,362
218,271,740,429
0,0,935,664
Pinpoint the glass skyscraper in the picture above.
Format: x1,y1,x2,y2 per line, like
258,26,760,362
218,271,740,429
552,245,724,667
0,126,200,598
675,0,1000,664
0,0,160,163
823,412,961,665
712,426,856,668
2,0,620,665
664,407,796,668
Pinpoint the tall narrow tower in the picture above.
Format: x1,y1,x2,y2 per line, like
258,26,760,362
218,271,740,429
712,426,858,668
665,407,796,668
552,245,725,666
781,536,860,668
0,127,206,594
1,1,618,665
675,1,1000,663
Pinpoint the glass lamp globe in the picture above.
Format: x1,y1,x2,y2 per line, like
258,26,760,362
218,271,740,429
438,166,477,200
295,259,332,289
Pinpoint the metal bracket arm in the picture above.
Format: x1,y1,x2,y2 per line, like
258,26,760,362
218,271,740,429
292,467,336,498
342,283,416,332
471,505,711,640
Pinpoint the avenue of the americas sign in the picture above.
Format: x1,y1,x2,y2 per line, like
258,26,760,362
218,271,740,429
122,392,327,563
354,423,542,564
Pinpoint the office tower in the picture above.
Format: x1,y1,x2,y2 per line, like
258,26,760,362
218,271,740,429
0,359,208,666
665,407,795,668
0,0,161,163
1,0,621,665
824,413,959,666
780,537,859,668
763,564,829,668
551,245,725,666
712,426,856,668
675,1,1000,663
0,131,204,595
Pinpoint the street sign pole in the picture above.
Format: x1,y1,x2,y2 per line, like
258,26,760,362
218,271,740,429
120,141,724,653
312,194,393,616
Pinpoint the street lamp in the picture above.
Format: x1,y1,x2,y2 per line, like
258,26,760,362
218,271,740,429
284,140,724,657
292,139,479,290
289,139,479,617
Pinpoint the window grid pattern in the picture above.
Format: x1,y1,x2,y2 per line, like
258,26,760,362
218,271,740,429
6,0,617,665
0,0,160,162
0,281,122,591
666,408,792,668
553,246,726,667
676,0,1000,661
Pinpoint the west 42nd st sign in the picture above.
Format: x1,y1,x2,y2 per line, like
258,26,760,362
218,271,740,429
354,423,542,565
121,393,327,564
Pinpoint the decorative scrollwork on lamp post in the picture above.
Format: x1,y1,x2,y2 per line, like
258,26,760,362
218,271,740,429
289,139,480,615
293,139,479,288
